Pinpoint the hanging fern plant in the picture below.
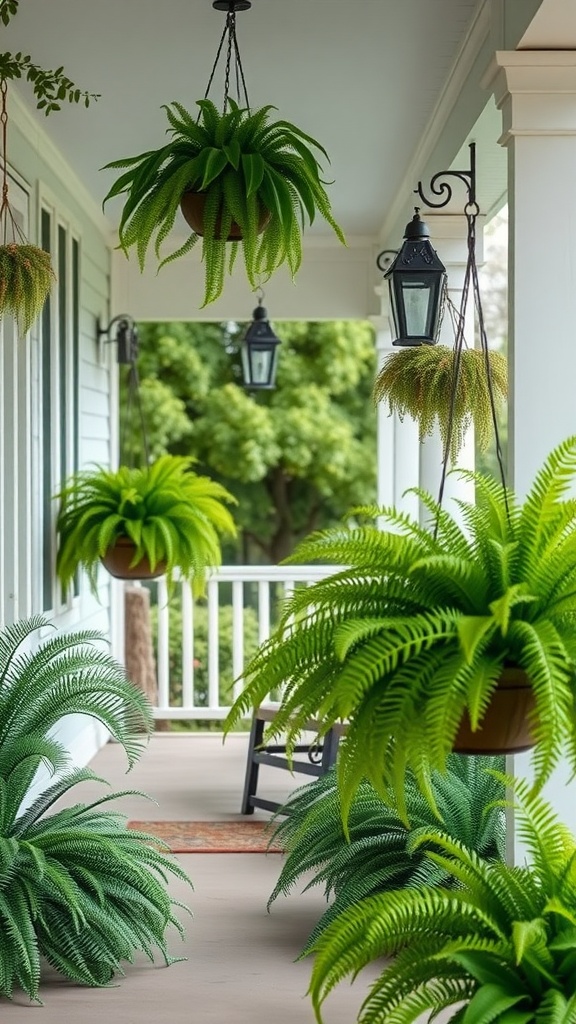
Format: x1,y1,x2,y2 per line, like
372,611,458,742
0,10,98,334
373,345,507,463
102,98,345,308
226,436,576,823
0,241,54,334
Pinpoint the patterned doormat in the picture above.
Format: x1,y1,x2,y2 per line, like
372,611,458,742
127,819,283,853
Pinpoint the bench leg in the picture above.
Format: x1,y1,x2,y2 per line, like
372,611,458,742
241,715,265,814
321,727,341,772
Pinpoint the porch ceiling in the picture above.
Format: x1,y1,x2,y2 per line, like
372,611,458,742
5,0,488,244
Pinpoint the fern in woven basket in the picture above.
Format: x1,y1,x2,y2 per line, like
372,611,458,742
102,98,345,307
226,436,576,822
373,345,508,464
309,776,576,1024
269,754,505,953
0,616,191,1003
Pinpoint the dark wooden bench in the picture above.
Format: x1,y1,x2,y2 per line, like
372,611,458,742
241,705,345,815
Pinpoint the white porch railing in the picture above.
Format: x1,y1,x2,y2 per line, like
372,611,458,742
144,564,337,721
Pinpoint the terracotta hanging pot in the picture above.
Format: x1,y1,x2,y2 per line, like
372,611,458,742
101,537,167,581
453,667,536,755
180,190,271,241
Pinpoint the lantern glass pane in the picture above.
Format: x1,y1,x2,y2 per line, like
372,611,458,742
402,279,433,338
252,348,272,385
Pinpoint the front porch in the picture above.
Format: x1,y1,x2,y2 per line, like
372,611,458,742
0,734,380,1022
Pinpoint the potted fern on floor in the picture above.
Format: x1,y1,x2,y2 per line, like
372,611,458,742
309,776,576,1024
269,755,505,953
0,616,191,1002
226,436,576,820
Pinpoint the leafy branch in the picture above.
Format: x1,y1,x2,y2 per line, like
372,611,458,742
0,0,19,27
0,2,99,114
0,50,100,113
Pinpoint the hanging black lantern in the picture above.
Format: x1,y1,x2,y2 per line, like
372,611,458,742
241,300,281,389
384,209,446,347
96,314,139,364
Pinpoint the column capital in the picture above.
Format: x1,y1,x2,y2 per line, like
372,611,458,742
424,211,486,267
484,51,576,142
370,285,396,352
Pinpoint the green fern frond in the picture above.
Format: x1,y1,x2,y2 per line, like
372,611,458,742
0,617,192,1002
308,784,576,1024
269,755,505,953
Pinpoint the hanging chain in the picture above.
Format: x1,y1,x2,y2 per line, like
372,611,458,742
204,6,250,112
120,355,150,469
1,79,8,221
0,79,26,245
435,201,509,531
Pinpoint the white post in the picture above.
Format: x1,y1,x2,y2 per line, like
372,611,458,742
485,49,576,843
372,284,420,522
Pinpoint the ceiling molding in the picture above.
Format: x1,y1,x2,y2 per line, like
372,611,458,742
380,0,492,244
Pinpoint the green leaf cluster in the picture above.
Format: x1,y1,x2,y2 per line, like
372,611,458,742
55,454,237,597
0,616,191,1002
309,777,576,1024
0,243,54,335
373,346,508,464
102,98,345,306
225,436,576,820
269,755,505,953
0,0,18,26
0,50,99,114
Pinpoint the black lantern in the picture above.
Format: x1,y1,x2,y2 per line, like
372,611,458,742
384,209,446,347
241,300,281,389
97,314,139,364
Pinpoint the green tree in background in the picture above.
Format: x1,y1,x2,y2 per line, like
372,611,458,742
476,208,508,480
120,320,377,563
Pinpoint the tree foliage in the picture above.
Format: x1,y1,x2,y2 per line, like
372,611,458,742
121,320,377,562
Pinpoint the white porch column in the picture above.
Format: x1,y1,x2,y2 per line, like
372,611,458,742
418,214,481,523
372,285,420,522
486,51,576,839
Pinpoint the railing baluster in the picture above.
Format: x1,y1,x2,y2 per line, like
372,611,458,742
232,579,244,701
181,579,194,708
156,577,170,710
143,564,343,720
207,577,220,710
258,579,270,645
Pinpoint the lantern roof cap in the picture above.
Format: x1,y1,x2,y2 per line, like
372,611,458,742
403,208,430,240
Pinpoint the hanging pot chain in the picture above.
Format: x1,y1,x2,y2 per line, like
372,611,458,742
435,201,509,531
0,79,26,246
120,360,150,470
204,7,250,112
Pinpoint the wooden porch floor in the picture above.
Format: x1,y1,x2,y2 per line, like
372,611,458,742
2,733,379,1022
